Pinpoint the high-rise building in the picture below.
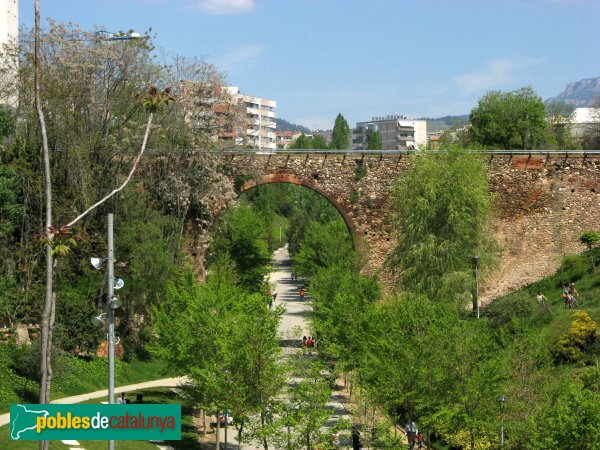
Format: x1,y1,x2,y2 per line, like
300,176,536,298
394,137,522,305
223,86,277,150
353,115,427,150
0,0,18,48
1,0,18,107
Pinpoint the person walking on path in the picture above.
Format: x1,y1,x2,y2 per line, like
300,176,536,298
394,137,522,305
406,420,417,449
299,288,305,302
537,291,548,308
416,431,424,449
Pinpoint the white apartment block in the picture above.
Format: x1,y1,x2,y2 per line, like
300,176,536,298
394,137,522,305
353,115,427,150
1,0,18,107
0,0,17,48
571,107,599,140
224,86,277,150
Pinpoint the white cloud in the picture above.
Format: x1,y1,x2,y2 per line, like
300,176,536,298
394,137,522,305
188,0,255,15
215,44,265,74
454,57,542,95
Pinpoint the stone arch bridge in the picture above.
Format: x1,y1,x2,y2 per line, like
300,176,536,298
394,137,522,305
180,150,600,302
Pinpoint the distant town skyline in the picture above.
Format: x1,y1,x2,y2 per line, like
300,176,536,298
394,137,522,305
18,0,600,130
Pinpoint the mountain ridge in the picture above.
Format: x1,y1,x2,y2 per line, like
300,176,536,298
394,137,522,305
546,76,600,107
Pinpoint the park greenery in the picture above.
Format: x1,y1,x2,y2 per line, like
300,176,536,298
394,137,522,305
2,11,600,450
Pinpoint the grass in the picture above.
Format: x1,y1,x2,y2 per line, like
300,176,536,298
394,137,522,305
1,388,199,450
0,357,171,415
52,357,170,400
486,248,600,344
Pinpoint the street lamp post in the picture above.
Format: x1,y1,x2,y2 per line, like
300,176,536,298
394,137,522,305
90,213,124,450
496,395,506,449
472,255,480,319
107,213,116,450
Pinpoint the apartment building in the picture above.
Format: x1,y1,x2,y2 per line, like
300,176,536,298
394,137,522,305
223,86,277,150
1,0,18,107
0,0,17,48
353,115,427,150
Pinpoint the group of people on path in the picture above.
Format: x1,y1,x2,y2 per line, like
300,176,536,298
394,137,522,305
302,335,316,355
536,281,580,309
405,420,424,449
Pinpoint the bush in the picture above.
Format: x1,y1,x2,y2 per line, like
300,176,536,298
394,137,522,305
559,254,589,283
484,295,536,328
0,344,30,407
555,312,600,363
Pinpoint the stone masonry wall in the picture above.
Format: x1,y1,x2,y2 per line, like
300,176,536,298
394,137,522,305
182,152,600,302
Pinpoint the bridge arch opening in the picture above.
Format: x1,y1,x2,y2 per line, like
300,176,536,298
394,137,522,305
238,173,358,241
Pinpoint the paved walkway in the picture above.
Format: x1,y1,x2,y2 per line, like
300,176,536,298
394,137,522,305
0,377,190,427
215,245,350,449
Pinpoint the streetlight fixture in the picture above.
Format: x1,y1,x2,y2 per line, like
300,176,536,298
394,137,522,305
90,313,106,328
496,395,506,448
472,255,480,319
90,213,123,450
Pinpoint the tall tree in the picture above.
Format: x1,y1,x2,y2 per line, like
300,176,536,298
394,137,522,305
330,113,350,150
388,145,499,297
290,133,312,149
469,87,548,149
311,134,328,149
366,130,382,150
208,205,272,292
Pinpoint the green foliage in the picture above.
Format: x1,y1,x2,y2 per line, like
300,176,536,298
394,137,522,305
0,105,15,144
290,133,328,150
529,378,600,449
311,134,328,149
293,220,353,278
290,133,312,149
581,231,600,249
484,295,536,328
555,312,600,363
366,130,382,150
389,145,499,296
354,161,367,182
151,268,284,430
0,164,24,238
209,204,272,292
0,344,30,406
469,87,548,149
330,113,350,150
54,281,102,353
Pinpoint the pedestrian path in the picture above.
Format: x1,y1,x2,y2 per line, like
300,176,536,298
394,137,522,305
214,244,350,449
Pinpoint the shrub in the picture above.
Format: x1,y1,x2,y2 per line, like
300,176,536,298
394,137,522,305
484,295,536,328
555,312,600,363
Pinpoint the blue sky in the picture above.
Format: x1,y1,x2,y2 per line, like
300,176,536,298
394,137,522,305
20,0,600,130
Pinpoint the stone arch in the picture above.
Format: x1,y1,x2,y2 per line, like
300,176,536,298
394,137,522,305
238,173,358,240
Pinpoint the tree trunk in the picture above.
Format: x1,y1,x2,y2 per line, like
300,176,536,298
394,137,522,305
35,1,53,449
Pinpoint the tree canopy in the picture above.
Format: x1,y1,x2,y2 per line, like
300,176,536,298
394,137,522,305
469,87,548,149
330,113,350,150
389,145,499,297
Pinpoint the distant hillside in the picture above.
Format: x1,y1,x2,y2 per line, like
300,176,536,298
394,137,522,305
546,76,600,107
275,118,311,133
420,115,469,133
